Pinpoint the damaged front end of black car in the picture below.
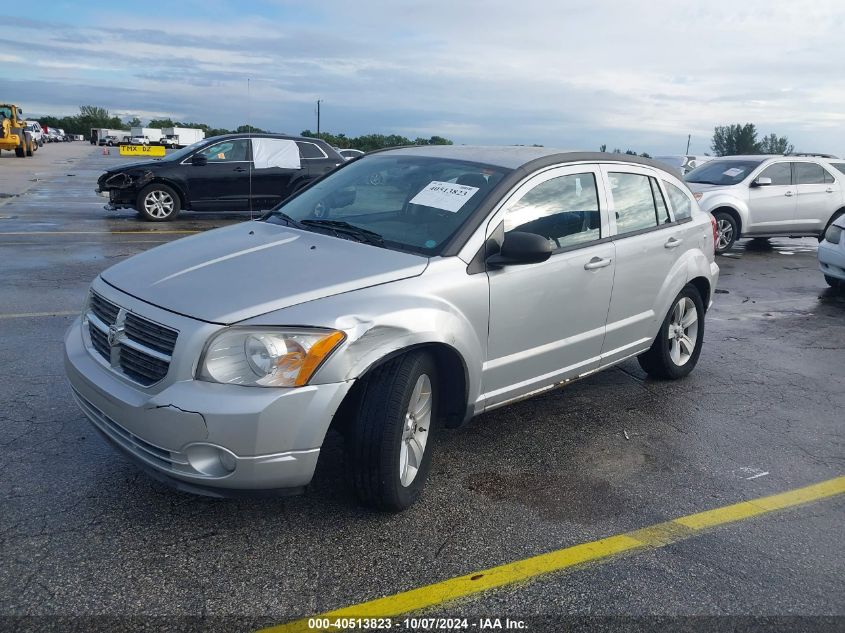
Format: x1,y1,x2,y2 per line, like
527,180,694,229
97,169,154,210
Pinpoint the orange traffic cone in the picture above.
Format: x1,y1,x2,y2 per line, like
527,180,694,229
102,147,109,155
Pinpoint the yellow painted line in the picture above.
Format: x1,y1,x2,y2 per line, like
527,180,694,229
262,476,845,632
0,230,198,235
0,311,79,319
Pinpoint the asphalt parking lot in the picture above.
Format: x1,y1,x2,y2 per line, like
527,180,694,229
1,146,843,632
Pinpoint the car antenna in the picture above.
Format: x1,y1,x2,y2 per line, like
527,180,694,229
248,77,253,221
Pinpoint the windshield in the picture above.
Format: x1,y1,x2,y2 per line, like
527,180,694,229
265,155,510,255
164,139,207,162
685,159,763,185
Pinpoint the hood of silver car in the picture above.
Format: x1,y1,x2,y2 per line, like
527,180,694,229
101,221,429,324
685,182,731,194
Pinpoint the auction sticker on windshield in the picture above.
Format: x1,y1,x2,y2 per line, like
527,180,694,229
723,167,744,177
409,181,480,212
119,145,166,157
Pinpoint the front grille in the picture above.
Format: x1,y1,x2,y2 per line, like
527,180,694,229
124,313,177,355
90,292,119,325
88,321,110,360
120,345,170,385
86,291,179,387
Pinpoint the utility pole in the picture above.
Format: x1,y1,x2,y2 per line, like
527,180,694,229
685,134,691,154
316,99,321,135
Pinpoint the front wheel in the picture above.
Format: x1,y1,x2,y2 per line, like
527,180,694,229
638,285,705,380
137,184,181,221
347,351,437,511
713,211,738,254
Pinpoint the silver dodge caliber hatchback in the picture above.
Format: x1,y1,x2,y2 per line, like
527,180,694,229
65,147,719,510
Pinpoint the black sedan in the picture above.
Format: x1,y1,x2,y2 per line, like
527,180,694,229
97,134,343,221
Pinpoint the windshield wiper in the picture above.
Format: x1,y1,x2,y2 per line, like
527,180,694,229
687,180,721,185
300,219,385,246
271,211,305,228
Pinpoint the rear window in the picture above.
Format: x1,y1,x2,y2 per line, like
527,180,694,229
663,181,693,221
829,162,845,176
296,141,327,159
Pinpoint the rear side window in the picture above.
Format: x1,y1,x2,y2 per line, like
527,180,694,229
504,172,601,249
296,141,327,159
795,162,829,185
758,162,792,185
650,178,671,224
609,172,659,234
664,181,694,221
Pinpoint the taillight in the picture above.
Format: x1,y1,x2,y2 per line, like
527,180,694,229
709,214,718,251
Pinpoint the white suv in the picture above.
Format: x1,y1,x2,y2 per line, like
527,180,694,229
685,155,845,253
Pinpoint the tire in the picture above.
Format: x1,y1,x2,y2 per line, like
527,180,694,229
825,275,842,289
348,351,438,511
15,137,25,157
713,211,738,254
137,184,181,221
637,284,705,380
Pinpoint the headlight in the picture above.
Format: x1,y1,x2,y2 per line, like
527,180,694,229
198,328,345,387
824,224,842,244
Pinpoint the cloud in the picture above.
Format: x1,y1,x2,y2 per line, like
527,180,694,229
3,0,844,154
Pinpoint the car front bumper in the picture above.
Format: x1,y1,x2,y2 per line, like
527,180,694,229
818,240,845,282
64,316,353,496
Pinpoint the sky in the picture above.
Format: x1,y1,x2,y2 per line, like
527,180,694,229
2,0,844,155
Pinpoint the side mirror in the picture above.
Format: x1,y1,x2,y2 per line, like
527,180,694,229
487,231,552,268
191,154,208,166
752,176,772,187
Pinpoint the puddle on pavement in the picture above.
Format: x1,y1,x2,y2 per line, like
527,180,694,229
463,470,625,523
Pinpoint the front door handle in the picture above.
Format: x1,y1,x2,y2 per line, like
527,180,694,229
826,188,835,193
664,236,683,249
234,166,248,172
584,257,612,270
784,190,794,197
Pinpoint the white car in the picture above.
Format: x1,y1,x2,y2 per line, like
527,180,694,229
686,155,845,253
819,213,845,289
130,136,150,146
26,121,44,146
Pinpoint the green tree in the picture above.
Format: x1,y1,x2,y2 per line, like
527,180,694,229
758,133,794,155
599,144,607,152
126,116,142,128
235,124,266,133
711,123,759,156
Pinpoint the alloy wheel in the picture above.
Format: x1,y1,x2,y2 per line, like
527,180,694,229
667,297,699,366
399,373,432,487
716,218,734,250
143,190,175,219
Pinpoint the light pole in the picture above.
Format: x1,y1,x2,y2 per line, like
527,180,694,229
316,99,321,135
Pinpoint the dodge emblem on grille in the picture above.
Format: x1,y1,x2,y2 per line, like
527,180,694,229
107,324,122,347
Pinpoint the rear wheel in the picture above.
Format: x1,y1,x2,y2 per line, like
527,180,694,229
713,211,738,253
347,351,437,511
137,184,181,221
638,285,705,379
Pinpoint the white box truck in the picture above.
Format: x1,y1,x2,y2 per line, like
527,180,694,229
160,127,205,148
130,127,163,145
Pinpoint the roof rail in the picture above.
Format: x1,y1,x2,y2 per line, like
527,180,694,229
785,152,839,159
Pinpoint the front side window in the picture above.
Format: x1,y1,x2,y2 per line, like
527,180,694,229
758,162,792,186
266,155,509,255
199,139,249,162
794,162,828,185
664,181,694,221
609,172,658,234
504,173,601,249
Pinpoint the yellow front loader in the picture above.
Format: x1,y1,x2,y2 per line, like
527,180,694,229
0,104,35,157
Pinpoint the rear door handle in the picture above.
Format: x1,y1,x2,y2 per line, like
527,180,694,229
234,166,248,172
664,236,683,249
784,190,794,197
584,257,612,270
826,188,835,193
